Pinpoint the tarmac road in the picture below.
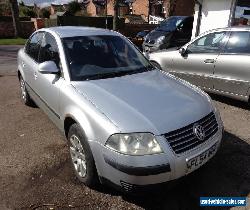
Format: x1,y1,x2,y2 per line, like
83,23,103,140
0,45,249,210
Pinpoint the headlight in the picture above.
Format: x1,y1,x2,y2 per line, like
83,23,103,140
156,36,165,44
105,133,163,155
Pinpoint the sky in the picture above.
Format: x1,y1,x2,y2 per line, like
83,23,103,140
18,0,77,8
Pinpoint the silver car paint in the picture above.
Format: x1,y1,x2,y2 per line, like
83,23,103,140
18,26,223,187
149,27,250,102
71,70,212,135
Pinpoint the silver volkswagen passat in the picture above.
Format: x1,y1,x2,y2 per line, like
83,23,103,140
17,26,223,192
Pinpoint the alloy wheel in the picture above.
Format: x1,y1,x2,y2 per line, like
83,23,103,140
69,134,87,177
20,78,27,102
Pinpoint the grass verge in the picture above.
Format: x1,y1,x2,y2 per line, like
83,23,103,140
0,38,26,45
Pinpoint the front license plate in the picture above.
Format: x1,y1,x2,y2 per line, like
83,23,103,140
186,143,218,174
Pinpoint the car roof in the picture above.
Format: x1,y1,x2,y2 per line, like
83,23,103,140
195,26,250,39
208,26,250,33
41,26,121,38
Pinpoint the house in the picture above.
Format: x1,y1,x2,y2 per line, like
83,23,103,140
192,0,250,38
85,0,194,20
50,4,65,15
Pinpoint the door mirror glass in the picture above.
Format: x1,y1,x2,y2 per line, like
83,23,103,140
38,61,59,74
179,47,187,56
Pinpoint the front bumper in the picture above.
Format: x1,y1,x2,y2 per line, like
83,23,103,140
89,125,223,192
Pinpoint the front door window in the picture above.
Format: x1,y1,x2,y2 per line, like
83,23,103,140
187,32,227,54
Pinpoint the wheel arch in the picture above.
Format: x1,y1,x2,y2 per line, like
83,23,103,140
150,60,162,70
64,116,77,139
62,111,95,142
17,70,21,80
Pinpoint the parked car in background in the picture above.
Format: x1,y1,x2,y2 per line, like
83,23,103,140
18,26,223,193
149,27,250,103
130,30,150,51
143,16,194,54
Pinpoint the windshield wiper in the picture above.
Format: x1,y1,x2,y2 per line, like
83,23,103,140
81,66,154,81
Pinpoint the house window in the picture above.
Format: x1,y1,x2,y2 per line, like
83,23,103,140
232,0,250,26
93,0,106,16
96,5,105,16
118,5,129,16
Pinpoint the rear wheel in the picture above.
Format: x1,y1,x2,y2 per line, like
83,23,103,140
68,123,99,187
19,76,34,106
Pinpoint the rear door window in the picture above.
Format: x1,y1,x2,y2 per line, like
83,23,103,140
224,31,250,54
25,32,43,62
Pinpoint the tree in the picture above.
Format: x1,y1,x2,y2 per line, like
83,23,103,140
0,0,11,16
19,5,37,18
113,0,119,30
67,1,81,15
40,8,50,18
9,0,21,37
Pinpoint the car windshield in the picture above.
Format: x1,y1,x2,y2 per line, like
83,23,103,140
156,16,185,32
63,35,153,81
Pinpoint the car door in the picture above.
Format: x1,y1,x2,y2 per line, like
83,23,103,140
22,32,44,92
213,30,250,98
34,32,64,125
170,31,228,89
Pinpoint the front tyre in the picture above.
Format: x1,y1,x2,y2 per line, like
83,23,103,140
19,76,34,106
68,123,99,187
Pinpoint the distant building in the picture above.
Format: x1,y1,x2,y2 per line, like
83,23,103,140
50,4,65,15
85,0,194,20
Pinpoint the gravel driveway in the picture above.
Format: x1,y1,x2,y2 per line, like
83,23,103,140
0,46,249,210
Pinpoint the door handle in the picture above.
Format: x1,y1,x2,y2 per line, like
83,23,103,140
34,72,38,80
204,59,215,64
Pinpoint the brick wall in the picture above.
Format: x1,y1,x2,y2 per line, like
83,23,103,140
132,0,149,20
120,23,158,37
107,0,114,16
172,0,195,16
87,1,97,16
0,17,35,38
0,19,14,38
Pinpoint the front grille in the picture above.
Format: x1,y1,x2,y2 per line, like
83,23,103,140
164,112,218,154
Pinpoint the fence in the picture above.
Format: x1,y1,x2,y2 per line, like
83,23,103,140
45,16,125,30
0,16,35,38
120,23,158,38
44,16,157,38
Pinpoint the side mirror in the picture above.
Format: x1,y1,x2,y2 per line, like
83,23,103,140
38,61,59,74
179,48,187,56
